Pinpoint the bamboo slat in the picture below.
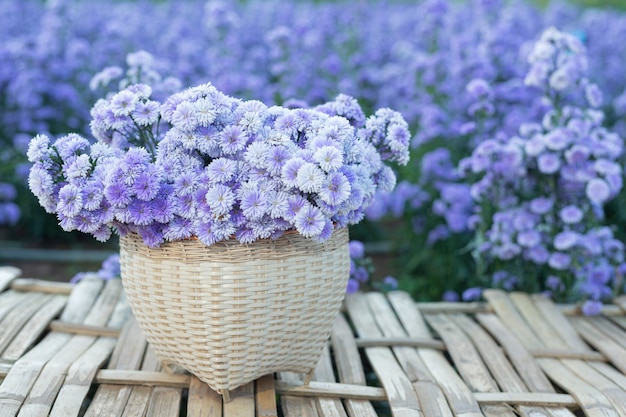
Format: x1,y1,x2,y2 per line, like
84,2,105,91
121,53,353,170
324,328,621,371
344,293,423,417
0,267,20,292
330,314,378,417
387,291,481,417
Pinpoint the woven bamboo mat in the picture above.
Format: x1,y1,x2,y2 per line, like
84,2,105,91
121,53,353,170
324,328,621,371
1,265,626,416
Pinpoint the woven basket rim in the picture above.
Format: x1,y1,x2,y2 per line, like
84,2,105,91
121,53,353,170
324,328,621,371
124,225,344,246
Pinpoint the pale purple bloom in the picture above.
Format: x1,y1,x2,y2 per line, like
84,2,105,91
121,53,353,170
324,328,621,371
285,195,307,220
462,287,482,301
442,291,460,302
529,197,554,215
281,158,306,187
219,125,248,154
266,190,289,218
354,266,369,282
240,190,267,220
466,78,492,101
527,245,550,264
585,83,603,108
383,276,398,289
28,167,53,199
314,146,343,172
553,231,579,251
134,101,160,126
57,184,83,217
549,252,571,270
27,134,51,162
517,230,541,247
296,163,325,193
559,205,584,224
134,170,161,201
319,171,351,206
104,180,132,208
346,279,360,294
581,300,602,316
349,241,365,259
586,178,611,204
206,184,235,215
110,90,138,116
171,193,195,219
545,276,564,291
294,204,325,237
537,153,561,174
206,158,237,184
82,182,104,211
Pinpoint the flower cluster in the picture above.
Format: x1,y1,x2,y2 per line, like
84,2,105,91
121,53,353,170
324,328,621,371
28,82,410,247
70,253,121,283
462,28,625,309
346,240,398,294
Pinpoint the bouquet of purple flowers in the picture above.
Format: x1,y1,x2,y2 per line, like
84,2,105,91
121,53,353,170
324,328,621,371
27,82,409,247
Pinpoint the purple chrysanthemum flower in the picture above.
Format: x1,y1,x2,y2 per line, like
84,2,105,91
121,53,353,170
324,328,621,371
319,171,351,206
529,197,554,215
133,101,160,126
194,98,217,126
213,216,237,241
110,90,138,116
173,171,199,197
549,252,571,270
27,134,51,163
104,179,134,208
353,266,369,282
537,152,561,174
442,291,460,302
462,287,482,301
206,158,237,185
57,184,83,217
526,245,550,265
581,300,602,316
346,279,359,294
28,166,54,200
285,195,307,220
240,190,267,220
206,184,235,216
266,190,289,218
163,218,193,241
281,158,306,187
294,203,325,237
171,101,198,132
133,169,161,201
314,146,343,172
586,178,611,204
517,230,541,247
553,231,579,251
219,125,248,154
559,205,584,224
127,200,154,226
266,146,290,175
82,181,104,211
194,220,218,246
296,163,324,193
349,241,365,259
171,193,195,219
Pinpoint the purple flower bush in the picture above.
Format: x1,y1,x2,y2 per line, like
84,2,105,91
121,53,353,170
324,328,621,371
462,27,625,309
28,82,410,247
4,0,626,307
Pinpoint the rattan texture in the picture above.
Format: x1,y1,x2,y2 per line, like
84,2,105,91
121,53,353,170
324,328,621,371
119,227,350,392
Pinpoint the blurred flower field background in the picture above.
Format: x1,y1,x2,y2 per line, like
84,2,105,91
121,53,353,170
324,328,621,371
3,0,626,311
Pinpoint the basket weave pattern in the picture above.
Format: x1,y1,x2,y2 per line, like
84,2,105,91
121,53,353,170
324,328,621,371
119,227,350,392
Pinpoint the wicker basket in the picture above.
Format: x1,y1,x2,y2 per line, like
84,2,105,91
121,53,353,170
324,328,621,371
119,227,350,395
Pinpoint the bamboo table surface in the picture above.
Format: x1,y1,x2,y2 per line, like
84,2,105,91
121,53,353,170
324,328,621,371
1,265,626,416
